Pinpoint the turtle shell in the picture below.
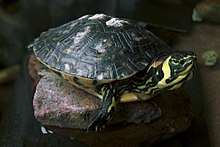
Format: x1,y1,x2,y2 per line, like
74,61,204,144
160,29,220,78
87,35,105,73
31,14,169,82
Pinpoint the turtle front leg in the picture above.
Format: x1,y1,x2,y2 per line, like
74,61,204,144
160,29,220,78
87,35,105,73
87,83,119,132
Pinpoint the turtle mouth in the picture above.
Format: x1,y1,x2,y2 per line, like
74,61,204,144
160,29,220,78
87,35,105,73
179,63,195,76
175,63,196,85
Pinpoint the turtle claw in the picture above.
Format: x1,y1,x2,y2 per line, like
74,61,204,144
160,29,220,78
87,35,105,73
87,124,105,133
87,110,109,132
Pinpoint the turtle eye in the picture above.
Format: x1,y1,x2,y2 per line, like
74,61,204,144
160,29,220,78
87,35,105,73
170,58,179,64
170,58,185,66
173,59,179,63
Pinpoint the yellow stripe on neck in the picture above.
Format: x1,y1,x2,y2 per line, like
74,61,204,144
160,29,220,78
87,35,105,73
157,56,171,88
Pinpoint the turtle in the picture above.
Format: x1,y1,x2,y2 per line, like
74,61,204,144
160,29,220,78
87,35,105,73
28,14,196,132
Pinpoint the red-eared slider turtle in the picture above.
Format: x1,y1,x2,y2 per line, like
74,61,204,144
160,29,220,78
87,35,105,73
28,14,196,131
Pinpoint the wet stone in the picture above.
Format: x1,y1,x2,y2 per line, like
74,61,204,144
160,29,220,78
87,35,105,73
28,53,193,146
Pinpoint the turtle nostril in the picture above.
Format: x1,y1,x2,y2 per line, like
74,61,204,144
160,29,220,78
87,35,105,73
193,56,197,62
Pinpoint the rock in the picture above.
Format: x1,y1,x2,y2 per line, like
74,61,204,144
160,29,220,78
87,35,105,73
33,72,162,128
28,53,193,146
202,50,218,66
193,0,220,23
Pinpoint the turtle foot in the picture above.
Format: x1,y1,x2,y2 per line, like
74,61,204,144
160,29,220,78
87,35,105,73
87,108,115,132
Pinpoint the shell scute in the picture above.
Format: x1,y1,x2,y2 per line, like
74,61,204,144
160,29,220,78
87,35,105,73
32,14,169,81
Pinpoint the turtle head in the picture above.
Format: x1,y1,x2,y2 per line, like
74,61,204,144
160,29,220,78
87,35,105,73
148,51,196,91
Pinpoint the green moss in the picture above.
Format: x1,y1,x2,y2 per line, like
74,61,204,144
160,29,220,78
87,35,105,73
202,50,218,66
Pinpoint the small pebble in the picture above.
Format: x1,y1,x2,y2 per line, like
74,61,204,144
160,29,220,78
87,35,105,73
202,50,218,66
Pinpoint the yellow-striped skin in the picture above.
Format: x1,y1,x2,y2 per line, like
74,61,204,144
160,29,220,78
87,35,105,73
87,52,196,131
40,52,196,132
133,54,196,95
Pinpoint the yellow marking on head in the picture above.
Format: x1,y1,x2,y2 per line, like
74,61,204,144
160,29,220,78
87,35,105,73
147,61,162,73
152,61,162,68
157,56,171,88
157,56,194,89
169,72,193,91
157,56,187,88
179,60,194,75
162,56,171,79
